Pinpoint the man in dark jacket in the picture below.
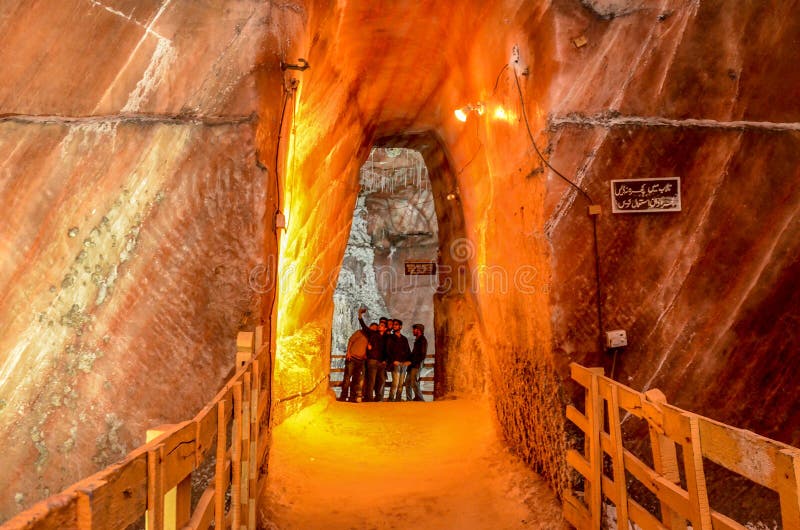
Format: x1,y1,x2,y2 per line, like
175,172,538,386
387,319,412,401
405,324,427,402
358,307,388,401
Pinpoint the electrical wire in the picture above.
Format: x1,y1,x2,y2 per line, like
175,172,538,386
274,85,293,218
265,80,294,334
512,67,594,203
511,65,607,358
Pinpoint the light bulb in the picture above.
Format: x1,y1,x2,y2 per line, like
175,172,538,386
454,107,468,122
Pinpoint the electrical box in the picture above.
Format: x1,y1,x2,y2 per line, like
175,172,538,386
606,329,628,349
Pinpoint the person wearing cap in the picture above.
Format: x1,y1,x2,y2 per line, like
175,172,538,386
405,323,427,402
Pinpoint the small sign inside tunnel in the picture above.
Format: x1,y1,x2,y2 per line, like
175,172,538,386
611,177,681,213
405,261,437,275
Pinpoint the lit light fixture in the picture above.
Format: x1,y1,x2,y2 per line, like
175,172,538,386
454,102,485,122
493,106,508,121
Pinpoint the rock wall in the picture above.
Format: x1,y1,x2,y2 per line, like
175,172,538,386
545,0,800,445
271,0,800,507
1,0,799,521
0,0,303,520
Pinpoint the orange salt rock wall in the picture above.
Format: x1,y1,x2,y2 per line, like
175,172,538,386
1,0,799,520
0,0,303,519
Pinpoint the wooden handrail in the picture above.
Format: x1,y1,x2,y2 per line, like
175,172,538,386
1,329,270,530
564,362,800,530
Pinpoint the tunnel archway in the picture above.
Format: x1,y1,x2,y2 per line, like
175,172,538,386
329,147,439,401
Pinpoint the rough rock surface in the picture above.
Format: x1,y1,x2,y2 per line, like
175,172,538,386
1,0,799,522
0,0,300,520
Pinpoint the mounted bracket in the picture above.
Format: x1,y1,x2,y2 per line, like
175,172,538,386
281,58,310,71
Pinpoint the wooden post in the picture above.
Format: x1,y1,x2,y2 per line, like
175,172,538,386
174,475,192,529
682,414,713,530
146,426,186,530
240,372,252,530
215,399,228,530
232,382,243,530
146,445,165,530
644,389,684,530
585,368,605,530
777,449,800,529
249,361,260,530
608,385,629,529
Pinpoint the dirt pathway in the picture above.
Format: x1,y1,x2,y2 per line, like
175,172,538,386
259,397,567,529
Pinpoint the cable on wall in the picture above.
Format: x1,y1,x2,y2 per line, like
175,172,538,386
511,65,607,359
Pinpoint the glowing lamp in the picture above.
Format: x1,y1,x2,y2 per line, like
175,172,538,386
454,102,485,122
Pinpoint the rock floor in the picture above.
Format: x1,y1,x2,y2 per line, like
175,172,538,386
259,396,567,529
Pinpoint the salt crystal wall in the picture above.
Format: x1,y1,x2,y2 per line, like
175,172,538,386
1,0,799,520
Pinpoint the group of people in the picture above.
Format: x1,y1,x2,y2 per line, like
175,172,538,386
338,306,428,403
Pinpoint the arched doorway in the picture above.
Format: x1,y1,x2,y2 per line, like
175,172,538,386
330,147,437,401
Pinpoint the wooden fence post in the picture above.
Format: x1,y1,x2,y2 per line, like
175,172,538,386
215,399,228,530
585,368,605,530
644,389,684,530
683,414,713,530
146,445,165,530
249,360,260,530
777,449,800,529
241,371,252,530
607,385,629,529
232,382,243,530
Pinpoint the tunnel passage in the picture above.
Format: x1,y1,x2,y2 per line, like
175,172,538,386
330,147,438,400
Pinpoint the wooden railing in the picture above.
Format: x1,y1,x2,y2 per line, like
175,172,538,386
329,354,435,398
1,328,270,530
564,363,800,530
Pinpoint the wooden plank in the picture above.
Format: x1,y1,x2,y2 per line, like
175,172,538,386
566,405,588,433
183,486,215,530
682,414,712,530
237,331,255,352
255,325,265,349
71,451,148,529
563,493,591,530
231,382,243,530
194,401,218,467
586,369,603,530
569,362,594,389
777,449,800,530
608,385,630,530
697,415,794,490
644,389,684,530
241,372,252,529
710,511,748,530
624,448,694,522
628,498,671,530
160,422,196,492
147,445,165,530
567,449,591,479
249,362,260,530
215,399,228,530
175,474,192,529
0,493,79,530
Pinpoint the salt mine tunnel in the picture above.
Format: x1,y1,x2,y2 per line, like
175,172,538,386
1,0,799,528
